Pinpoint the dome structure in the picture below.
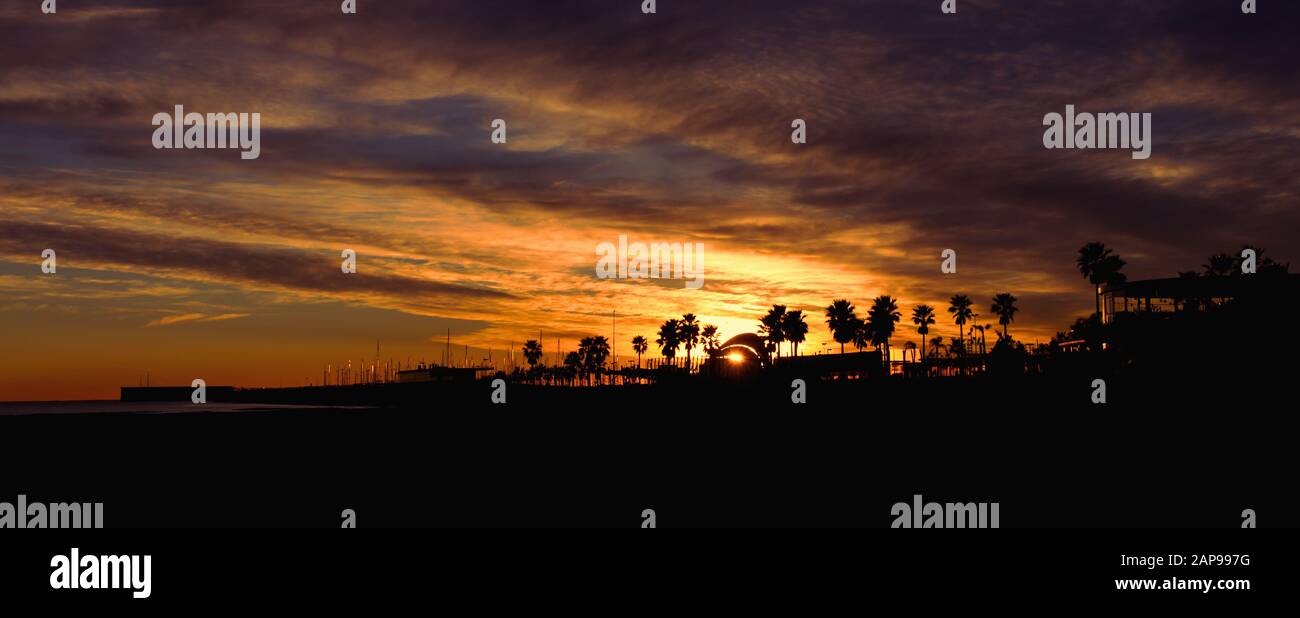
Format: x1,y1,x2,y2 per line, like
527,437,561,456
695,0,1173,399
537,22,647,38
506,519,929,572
716,333,770,367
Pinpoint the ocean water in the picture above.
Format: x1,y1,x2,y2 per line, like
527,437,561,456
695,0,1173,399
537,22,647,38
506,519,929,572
0,401,372,415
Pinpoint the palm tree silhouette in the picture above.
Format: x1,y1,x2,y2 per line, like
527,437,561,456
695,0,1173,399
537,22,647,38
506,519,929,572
948,337,965,358
1077,242,1127,316
1203,253,1236,277
631,335,648,369
1237,246,1292,275
590,336,611,383
852,318,872,352
782,309,809,357
700,325,720,357
1201,246,1292,279
991,293,1019,338
759,305,787,360
947,294,974,352
867,295,901,367
929,336,945,358
522,339,544,369
585,336,610,368
657,319,681,367
970,324,987,356
576,337,593,384
911,304,936,360
563,351,582,386
825,299,857,353
679,313,701,368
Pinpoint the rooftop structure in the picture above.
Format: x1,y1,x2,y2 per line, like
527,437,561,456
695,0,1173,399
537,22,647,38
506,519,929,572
1101,274,1300,324
396,366,495,383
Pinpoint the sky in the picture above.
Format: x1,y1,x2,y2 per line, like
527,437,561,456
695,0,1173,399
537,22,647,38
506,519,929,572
1,0,1297,401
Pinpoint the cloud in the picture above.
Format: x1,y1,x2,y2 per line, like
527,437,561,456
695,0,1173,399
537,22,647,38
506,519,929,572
0,220,515,309
144,312,250,327
143,312,205,327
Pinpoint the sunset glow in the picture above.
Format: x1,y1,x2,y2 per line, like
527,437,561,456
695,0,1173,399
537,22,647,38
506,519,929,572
2,1,1296,401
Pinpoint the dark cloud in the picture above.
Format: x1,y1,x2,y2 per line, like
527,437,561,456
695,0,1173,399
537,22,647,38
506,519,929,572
0,220,514,303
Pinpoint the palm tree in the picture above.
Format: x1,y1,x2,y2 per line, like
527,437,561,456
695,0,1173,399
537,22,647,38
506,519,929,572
867,295,901,367
576,337,594,384
851,318,872,352
584,336,611,370
759,305,787,360
1077,242,1127,316
928,336,945,358
656,319,681,367
592,336,612,383
948,337,965,357
700,325,720,357
563,351,582,386
824,299,857,353
991,293,1019,338
970,324,987,356
679,313,701,369
1239,246,1291,275
522,339,544,369
1203,253,1236,277
911,304,936,360
903,341,918,363
631,335,648,369
782,310,809,357
947,294,974,352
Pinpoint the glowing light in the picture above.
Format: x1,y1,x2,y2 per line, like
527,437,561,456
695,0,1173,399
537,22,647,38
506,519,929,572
727,352,745,363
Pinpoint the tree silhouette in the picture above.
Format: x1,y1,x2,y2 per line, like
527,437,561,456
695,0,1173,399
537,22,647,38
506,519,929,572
1206,246,1291,277
948,337,965,358
1203,253,1236,277
824,299,857,354
1077,242,1127,316
759,305,787,360
929,336,945,358
1240,246,1291,275
657,319,681,367
522,339,544,369
782,310,809,357
867,295,901,367
700,325,721,357
947,294,974,352
631,335,648,369
970,324,988,356
563,351,582,385
679,313,700,368
576,337,594,384
851,318,872,352
991,293,1019,338
583,336,611,371
911,304,936,360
